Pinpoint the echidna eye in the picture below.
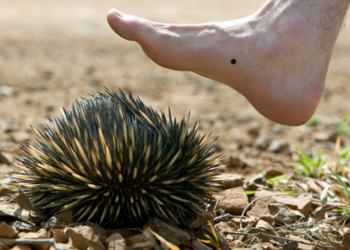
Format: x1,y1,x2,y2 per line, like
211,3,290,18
230,58,237,64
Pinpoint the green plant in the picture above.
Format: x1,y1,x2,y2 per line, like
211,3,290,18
332,147,350,175
335,115,350,136
292,149,329,178
334,174,350,206
197,221,221,250
307,116,321,127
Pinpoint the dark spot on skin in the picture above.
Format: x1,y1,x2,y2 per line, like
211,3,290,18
231,59,237,65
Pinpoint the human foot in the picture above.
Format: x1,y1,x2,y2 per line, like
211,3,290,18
107,0,349,126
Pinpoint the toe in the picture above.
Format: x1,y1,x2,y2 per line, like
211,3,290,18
107,8,140,41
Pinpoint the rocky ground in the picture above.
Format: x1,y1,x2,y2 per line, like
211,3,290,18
0,0,350,249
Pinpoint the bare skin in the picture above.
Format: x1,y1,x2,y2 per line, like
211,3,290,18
107,0,349,126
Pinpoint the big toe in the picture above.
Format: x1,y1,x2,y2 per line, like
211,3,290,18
107,8,144,41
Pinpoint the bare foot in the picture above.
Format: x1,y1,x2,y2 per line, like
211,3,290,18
107,0,349,125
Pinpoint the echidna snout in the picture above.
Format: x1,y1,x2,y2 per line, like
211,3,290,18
11,90,220,227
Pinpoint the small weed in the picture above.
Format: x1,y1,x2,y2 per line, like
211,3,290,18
307,116,321,127
335,115,350,136
197,221,221,250
266,175,290,186
292,149,329,178
334,174,350,207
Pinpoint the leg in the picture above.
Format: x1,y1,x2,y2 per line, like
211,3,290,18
107,0,349,126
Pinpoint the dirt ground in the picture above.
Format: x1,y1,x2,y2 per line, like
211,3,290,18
0,0,350,177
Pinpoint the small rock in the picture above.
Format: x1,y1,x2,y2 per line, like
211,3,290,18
215,222,233,234
269,204,304,225
224,155,252,169
217,173,244,189
0,86,14,97
0,122,9,133
255,219,274,231
106,233,126,250
214,187,249,214
267,140,290,153
45,105,55,113
247,123,260,137
19,228,50,250
246,174,266,190
256,136,271,150
0,222,17,238
11,221,33,233
274,195,312,216
51,228,68,244
11,132,31,143
314,131,337,142
264,167,284,179
247,195,274,218
65,225,105,250
146,218,191,247
341,227,350,247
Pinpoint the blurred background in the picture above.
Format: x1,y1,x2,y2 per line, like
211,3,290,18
0,0,350,175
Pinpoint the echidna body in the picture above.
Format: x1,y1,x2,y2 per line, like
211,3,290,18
11,90,220,227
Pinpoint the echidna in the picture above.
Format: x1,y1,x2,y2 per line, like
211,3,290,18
10,90,220,227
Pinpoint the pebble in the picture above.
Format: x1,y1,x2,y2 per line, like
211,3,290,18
264,167,284,179
0,222,17,238
255,136,271,150
0,85,14,97
107,232,126,250
18,228,50,250
267,140,290,153
65,225,105,250
11,132,31,143
214,187,249,214
217,173,244,189
274,195,313,216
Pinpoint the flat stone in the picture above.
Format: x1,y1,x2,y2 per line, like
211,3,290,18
247,195,274,219
214,187,249,214
11,132,31,143
274,195,312,216
217,173,244,189
0,222,17,238
264,167,284,179
106,232,126,250
18,228,50,250
0,85,14,97
267,140,290,153
255,136,271,150
65,225,105,250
